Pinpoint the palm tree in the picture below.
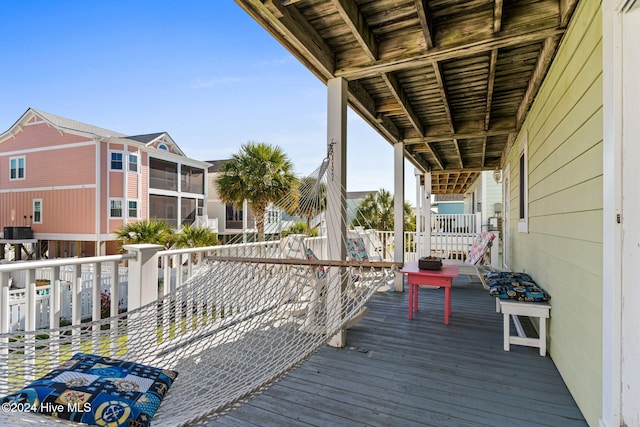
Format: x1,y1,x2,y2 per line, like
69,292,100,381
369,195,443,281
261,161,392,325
351,189,415,232
113,218,175,250
216,142,298,241
174,223,219,264
294,176,326,235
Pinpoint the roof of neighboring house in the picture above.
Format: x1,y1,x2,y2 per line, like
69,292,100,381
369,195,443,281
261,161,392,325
206,159,231,173
434,194,465,202
126,133,167,143
31,108,127,138
1,108,204,164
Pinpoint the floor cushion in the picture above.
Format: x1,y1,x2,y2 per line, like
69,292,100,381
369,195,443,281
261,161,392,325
0,353,177,427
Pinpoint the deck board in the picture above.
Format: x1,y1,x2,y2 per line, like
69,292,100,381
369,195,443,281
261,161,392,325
205,275,587,426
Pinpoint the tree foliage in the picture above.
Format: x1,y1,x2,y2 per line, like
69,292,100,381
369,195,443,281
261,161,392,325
351,189,415,231
113,218,175,249
293,176,326,235
215,142,298,241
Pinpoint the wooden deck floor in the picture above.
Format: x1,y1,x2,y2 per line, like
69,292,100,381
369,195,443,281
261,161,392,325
207,275,587,426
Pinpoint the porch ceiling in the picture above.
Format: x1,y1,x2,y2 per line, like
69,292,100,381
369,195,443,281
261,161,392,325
234,0,579,194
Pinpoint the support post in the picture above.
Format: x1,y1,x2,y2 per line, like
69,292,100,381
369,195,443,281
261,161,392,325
393,142,405,291
124,244,162,359
326,77,348,348
415,170,431,257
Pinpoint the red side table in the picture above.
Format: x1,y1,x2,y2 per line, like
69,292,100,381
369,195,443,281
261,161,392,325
400,262,460,324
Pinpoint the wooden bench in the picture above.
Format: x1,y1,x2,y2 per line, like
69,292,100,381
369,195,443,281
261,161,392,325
498,299,551,356
485,271,551,356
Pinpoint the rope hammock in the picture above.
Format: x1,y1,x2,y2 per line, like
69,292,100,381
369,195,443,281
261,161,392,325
0,152,397,426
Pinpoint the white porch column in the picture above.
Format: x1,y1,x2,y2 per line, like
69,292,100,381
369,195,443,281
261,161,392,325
393,142,405,291
602,3,640,427
415,170,431,257
326,77,348,348
124,244,162,359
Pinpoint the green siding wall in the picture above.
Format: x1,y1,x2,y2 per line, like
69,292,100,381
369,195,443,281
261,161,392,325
504,1,602,425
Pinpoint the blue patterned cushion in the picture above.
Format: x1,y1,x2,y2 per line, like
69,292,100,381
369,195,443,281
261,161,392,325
0,353,177,426
485,271,551,302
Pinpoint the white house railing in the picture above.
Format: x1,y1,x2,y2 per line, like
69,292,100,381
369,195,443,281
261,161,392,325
0,254,135,334
0,217,490,334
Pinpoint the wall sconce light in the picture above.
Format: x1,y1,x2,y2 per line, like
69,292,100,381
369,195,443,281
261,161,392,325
493,168,503,184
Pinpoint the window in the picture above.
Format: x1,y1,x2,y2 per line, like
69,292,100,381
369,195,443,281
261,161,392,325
518,134,528,233
128,153,138,172
110,199,123,218
33,199,42,224
158,143,168,151
111,151,123,170
10,156,25,180
197,199,204,216
128,200,138,218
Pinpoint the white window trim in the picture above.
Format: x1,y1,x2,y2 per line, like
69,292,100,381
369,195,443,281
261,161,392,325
518,132,529,233
33,198,42,224
9,156,26,180
128,199,139,218
128,153,139,173
110,150,124,171
109,198,124,218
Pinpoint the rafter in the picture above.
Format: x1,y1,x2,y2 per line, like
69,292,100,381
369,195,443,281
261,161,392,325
347,80,401,142
560,0,580,27
493,0,504,33
516,36,559,128
404,128,515,145
424,142,445,171
485,49,498,131
336,26,564,80
381,73,424,136
241,0,335,80
415,0,434,49
431,61,464,168
332,0,378,61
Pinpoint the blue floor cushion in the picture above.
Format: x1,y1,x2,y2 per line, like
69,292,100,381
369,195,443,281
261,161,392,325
0,353,177,426
485,271,551,302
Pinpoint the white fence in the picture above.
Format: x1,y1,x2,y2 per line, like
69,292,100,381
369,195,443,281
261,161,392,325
0,216,488,334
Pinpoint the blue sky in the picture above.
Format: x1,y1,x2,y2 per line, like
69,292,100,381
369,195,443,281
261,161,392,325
1,0,417,204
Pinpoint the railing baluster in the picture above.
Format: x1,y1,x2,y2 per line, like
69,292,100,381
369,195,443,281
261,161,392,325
72,265,81,354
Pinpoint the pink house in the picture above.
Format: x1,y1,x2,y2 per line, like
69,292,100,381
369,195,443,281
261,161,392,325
0,108,208,258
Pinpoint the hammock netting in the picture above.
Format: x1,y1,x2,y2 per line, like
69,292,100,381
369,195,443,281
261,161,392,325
0,153,397,426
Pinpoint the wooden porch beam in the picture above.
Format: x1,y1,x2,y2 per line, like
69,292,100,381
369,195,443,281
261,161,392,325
332,0,378,61
404,128,515,145
516,36,559,128
493,0,504,33
485,49,498,131
381,72,424,136
415,0,434,49
560,0,579,27
242,0,336,80
347,80,402,142
336,26,565,80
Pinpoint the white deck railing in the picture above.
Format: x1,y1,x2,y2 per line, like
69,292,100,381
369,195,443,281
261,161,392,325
0,216,488,334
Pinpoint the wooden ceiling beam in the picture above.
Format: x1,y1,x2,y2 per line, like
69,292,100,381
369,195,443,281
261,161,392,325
332,0,378,61
336,26,565,80
347,80,401,142
425,142,445,171
516,36,559,128
415,0,434,49
241,0,335,80
381,73,424,136
431,60,463,169
404,128,515,145
485,49,498,131
560,0,580,27
493,0,504,33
